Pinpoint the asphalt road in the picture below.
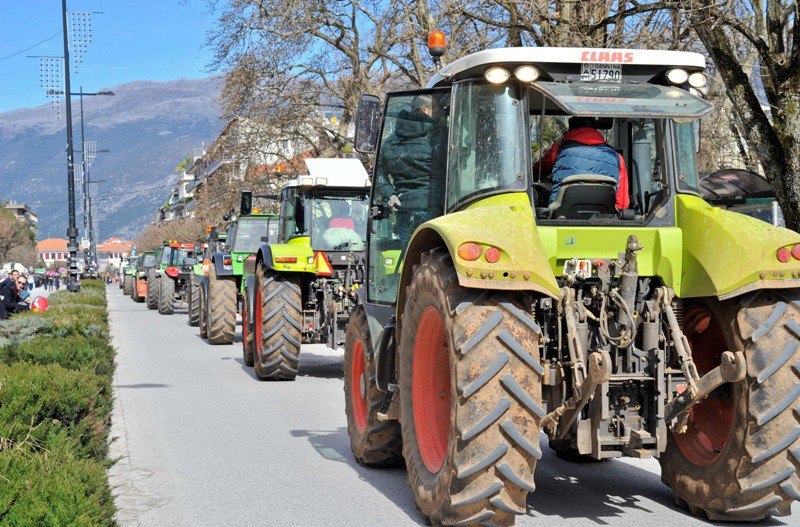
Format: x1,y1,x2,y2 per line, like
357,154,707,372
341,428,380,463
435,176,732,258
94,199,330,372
106,287,798,527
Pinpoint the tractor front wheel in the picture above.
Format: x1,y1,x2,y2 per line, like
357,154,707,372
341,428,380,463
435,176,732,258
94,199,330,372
253,264,302,381
400,247,544,527
188,279,201,326
123,275,133,296
199,282,208,339
207,265,236,345
158,275,175,315
660,291,800,520
344,306,403,466
146,270,159,310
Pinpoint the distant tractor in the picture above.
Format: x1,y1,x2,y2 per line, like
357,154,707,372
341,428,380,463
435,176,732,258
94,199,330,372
245,158,369,380
198,194,280,344
132,251,156,303
122,257,134,295
341,35,800,527
156,242,197,315
193,229,227,336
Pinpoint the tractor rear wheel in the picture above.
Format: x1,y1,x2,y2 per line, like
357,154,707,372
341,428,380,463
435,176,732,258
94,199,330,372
344,306,403,466
188,279,200,327
146,270,159,310
199,283,208,339
660,290,800,520
123,275,133,296
207,265,236,345
400,247,543,527
242,291,254,367
253,264,302,381
158,275,175,315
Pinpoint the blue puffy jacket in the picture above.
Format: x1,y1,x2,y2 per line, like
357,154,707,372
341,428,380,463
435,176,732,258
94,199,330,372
548,137,620,204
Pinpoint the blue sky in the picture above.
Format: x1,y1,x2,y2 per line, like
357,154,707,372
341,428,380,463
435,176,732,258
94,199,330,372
0,0,218,112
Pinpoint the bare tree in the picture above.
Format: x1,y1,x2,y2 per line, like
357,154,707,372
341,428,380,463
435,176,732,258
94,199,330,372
0,209,36,266
135,218,208,251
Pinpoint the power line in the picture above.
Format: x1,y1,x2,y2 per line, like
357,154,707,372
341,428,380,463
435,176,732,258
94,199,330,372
0,31,62,61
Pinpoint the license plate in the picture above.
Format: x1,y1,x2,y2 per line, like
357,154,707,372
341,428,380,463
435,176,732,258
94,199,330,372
580,63,622,82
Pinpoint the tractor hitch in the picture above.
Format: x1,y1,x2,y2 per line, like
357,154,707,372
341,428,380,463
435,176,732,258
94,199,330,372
664,350,746,433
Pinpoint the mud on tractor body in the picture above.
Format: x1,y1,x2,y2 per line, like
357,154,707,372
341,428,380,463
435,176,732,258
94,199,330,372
243,158,370,380
343,38,800,527
197,193,280,345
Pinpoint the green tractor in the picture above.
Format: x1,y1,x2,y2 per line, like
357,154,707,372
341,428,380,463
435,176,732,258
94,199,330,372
155,241,197,315
131,250,156,303
122,255,136,296
245,158,370,380
342,38,800,526
199,195,280,344
190,228,227,331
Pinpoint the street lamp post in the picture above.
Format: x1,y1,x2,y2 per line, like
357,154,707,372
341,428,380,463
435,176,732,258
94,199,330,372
61,0,80,291
74,87,114,269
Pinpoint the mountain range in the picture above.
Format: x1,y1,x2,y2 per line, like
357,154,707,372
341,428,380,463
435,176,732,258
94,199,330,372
0,76,224,240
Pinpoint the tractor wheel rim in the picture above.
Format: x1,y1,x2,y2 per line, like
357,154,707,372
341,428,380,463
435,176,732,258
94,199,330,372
254,282,263,362
674,305,734,466
413,306,451,474
351,339,367,433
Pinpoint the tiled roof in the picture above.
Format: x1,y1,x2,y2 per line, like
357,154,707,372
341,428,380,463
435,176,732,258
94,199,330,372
36,238,68,251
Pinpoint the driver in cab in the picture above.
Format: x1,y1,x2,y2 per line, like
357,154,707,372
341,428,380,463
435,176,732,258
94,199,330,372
533,116,630,210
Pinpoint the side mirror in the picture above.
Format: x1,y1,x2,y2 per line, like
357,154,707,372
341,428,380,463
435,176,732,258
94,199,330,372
354,94,382,154
241,189,253,216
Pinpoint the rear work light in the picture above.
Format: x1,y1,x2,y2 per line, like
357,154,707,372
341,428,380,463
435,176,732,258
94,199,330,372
777,247,792,263
165,267,179,278
275,256,297,263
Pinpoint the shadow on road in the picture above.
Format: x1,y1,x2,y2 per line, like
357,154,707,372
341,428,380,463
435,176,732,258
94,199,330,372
115,383,170,389
290,427,423,525
297,350,343,379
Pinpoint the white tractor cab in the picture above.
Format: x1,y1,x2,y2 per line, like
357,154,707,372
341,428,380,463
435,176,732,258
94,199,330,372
277,158,372,254
243,158,372,380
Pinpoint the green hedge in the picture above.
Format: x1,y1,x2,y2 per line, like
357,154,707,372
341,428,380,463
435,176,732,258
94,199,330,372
0,280,116,526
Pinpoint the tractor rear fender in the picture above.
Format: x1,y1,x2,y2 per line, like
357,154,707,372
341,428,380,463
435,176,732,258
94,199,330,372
396,193,560,336
211,253,235,277
676,194,800,299
254,241,316,274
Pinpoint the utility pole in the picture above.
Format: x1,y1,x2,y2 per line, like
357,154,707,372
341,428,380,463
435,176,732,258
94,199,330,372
61,0,80,292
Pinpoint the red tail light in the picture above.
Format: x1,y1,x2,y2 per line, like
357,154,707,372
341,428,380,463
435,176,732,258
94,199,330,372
457,243,482,261
223,258,233,266
484,247,500,263
165,266,179,277
777,247,791,263
275,257,297,263
792,244,800,261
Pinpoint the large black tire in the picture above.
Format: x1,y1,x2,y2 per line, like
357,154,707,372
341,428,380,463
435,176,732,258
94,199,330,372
158,275,175,315
242,291,254,367
146,270,159,310
660,290,800,520
344,306,403,466
123,275,133,296
199,283,208,339
253,264,302,381
399,248,543,527
207,266,236,345
188,279,201,327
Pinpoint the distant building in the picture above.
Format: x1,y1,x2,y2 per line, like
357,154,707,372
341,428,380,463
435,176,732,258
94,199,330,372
4,202,38,230
36,238,69,265
96,238,134,271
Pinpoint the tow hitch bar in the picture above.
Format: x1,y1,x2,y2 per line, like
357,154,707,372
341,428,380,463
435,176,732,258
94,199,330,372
664,350,746,433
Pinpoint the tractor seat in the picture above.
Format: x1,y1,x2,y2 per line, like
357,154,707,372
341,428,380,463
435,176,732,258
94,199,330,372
548,174,618,220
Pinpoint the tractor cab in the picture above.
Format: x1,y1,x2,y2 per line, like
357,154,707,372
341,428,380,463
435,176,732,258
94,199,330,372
277,158,371,273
